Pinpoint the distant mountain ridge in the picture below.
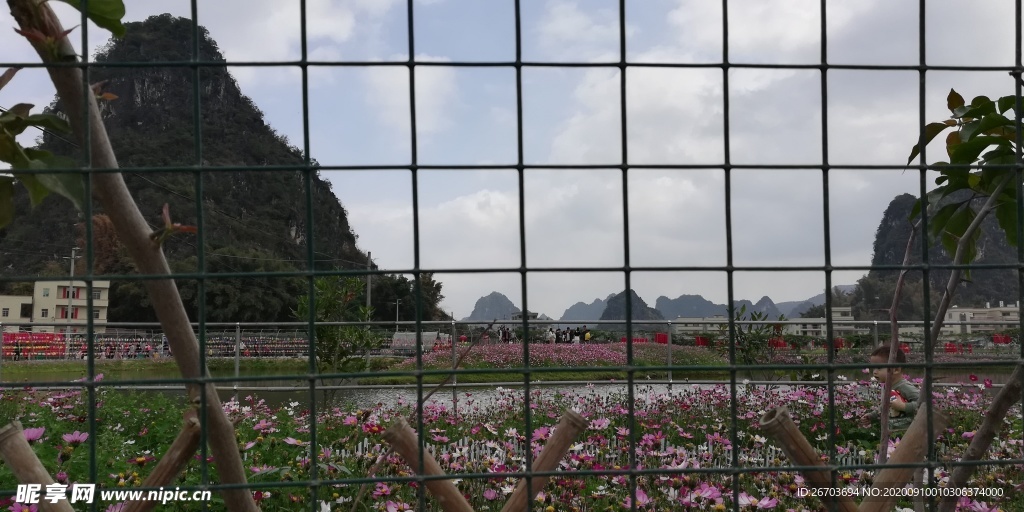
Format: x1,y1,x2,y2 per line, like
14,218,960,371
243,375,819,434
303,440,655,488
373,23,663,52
463,286,857,325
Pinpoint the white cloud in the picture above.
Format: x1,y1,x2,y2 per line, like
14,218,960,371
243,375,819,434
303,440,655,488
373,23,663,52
6,0,1021,320
536,0,621,61
362,54,459,138
345,0,1023,319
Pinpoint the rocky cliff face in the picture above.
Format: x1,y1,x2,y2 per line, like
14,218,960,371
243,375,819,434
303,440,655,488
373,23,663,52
0,14,369,321
600,289,665,329
851,191,1019,320
462,292,521,323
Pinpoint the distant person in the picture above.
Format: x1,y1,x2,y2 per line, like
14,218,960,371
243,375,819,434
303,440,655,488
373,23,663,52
555,329,563,344
859,345,920,432
546,328,555,344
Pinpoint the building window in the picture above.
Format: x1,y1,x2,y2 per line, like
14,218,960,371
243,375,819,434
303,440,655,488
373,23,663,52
92,290,101,300
41,309,49,318
42,288,50,297
93,310,100,319
20,304,31,318
1,308,7,318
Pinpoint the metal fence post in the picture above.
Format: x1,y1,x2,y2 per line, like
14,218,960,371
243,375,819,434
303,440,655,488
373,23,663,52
872,320,878,347
234,322,241,401
451,317,457,415
667,320,673,392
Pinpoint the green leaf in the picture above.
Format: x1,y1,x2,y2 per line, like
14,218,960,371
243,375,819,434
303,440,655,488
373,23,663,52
23,149,86,211
995,197,1020,247
0,130,30,166
996,95,1019,115
980,146,1017,167
0,177,14,228
11,174,51,206
960,113,1014,142
954,97,997,120
907,122,955,165
940,206,980,273
57,0,126,37
928,202,964,244
947,89,965,112
23,113,71,133
949,136,1011,165
0,112,71,136
945,131,961,159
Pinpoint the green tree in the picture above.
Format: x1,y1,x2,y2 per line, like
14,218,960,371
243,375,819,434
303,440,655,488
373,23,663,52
366,273,448,324
800,304,826,318
901,88,1022,507
715,304,787,379
295,276,378,406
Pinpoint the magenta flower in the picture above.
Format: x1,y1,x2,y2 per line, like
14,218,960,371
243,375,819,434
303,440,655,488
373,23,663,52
62,431,89,446
253,419,275,433
482,489,498,501
372,482,391,498
105,504,126,512
10,504,38,512
22,427,44,443
129,455,156,467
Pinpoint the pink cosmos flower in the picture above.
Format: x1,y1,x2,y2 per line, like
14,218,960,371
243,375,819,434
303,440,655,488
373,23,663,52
252,419,274,433
9,504,38,512
62,431,88,446
622,487,651,508
482,489,498,501
22,427,44,443
372,482,391,498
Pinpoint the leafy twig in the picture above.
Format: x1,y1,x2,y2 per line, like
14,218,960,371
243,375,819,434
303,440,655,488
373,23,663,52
6,1,257,510
936,175,1016,510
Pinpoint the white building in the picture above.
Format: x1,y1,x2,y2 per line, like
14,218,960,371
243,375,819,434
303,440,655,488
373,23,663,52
0,280,110,333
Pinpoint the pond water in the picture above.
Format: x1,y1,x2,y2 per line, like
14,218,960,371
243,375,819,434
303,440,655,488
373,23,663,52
1,366,1013,410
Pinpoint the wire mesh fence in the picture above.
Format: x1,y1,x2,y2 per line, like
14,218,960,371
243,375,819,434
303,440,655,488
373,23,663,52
1,0,1024,511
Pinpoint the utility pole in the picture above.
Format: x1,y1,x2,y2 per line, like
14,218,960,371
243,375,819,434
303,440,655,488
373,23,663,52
366,251,372,310
62,247,80,359
391,299,401,333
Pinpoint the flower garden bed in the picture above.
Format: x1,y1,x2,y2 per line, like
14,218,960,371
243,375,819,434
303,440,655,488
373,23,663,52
0,369,1021,511
362,343,730,384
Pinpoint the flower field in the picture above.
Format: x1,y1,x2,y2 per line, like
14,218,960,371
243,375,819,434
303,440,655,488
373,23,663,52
0,369,1021,511
369,343,728,384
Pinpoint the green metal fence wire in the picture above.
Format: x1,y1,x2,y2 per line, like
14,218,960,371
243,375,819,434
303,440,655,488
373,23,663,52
1,0,1023,511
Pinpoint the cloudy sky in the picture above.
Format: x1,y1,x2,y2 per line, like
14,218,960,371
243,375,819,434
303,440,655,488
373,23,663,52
2,0,1021,319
